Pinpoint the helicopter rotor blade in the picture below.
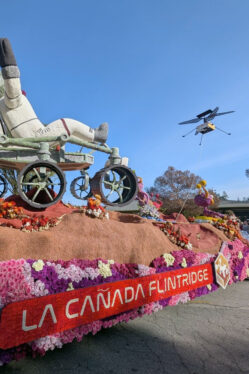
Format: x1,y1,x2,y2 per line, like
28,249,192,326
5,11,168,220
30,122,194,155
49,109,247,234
205,107,219,121
214,111,235,117
178,118,201,125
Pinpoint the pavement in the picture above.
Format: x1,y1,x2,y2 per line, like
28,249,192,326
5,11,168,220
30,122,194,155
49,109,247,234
3,281,249,374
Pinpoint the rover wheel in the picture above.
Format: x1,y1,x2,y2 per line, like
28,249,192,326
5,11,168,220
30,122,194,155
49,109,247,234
90,166,138,207
70,172,91,200
18,161,66,208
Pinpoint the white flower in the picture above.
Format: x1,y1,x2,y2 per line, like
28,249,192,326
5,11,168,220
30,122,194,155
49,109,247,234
98,260,112,278
163,253,175,267
206,284,212,291
238,251,243,259
186,242,193,250
181,258,187,268
67,282,74,291
32,259,45,272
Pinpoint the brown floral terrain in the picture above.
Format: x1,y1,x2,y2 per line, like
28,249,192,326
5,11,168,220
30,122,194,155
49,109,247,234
0,197,236,265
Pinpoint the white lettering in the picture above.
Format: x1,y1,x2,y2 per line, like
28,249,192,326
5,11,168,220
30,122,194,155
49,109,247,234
125,287,134,303
22,310,37,331
182,274,189,287
168,277,176,290
191,272,197,284
197,270,203,282
157,280,165,294
80,296,95,316
135,284,145,300
149,280,156,296
111,289,123,307
65,298,79,319
38,304,57,328
164,278,167,292
97,292,110,311
176,274,183,288
203,269,208,281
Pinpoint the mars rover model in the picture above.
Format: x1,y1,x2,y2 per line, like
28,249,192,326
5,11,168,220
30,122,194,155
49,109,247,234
0,128,138,209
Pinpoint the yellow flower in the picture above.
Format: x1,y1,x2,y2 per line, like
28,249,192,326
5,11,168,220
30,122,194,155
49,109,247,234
200,180,207,186
163,253,175,267
98,260,112,278
207,284,212,291
32,259,45,272
67,282,74,291
238,251,243,259
181,258,187,268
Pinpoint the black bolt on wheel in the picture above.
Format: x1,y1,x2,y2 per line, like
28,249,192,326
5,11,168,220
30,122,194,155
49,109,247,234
17,161,66,208
70,173,91,200
0,175,7,198
90,166,138,207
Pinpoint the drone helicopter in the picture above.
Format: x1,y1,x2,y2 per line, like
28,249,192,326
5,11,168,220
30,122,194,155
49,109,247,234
179,107,234,145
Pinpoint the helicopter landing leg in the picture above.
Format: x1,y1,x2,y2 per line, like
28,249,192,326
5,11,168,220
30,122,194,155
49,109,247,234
215,126,231,136
199,134,204,146
182,128,196,138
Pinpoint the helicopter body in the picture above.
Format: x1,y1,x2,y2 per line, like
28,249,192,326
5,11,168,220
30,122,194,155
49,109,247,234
179,107,234,145
195,122,215,135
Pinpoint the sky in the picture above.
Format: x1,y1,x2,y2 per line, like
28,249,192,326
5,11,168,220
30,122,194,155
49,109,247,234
1,0,249,203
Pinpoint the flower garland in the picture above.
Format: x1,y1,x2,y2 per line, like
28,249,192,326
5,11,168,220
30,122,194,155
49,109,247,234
64,195,109,220
1,238,248,365
0,195,109,233
21,215,62,232
0,199,23,219
155,222,193,250
212,219,242,241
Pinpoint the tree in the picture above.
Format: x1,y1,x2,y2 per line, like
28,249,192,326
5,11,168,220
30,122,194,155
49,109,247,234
219,191,229,201
147,166,219,217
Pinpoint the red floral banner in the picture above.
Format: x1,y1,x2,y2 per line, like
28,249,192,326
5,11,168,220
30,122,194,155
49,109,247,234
0,263,213,349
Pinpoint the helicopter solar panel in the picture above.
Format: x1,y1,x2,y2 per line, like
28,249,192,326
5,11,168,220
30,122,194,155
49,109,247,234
196,109,212,118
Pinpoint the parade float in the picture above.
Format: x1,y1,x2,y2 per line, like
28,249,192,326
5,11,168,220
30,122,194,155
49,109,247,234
0,38,248,365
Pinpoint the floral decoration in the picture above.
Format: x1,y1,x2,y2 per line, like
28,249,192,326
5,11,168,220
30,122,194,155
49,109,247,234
21,215,62,232
0,238,249,365
212,219,242,241
155,222,193,249
0,199,23,219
